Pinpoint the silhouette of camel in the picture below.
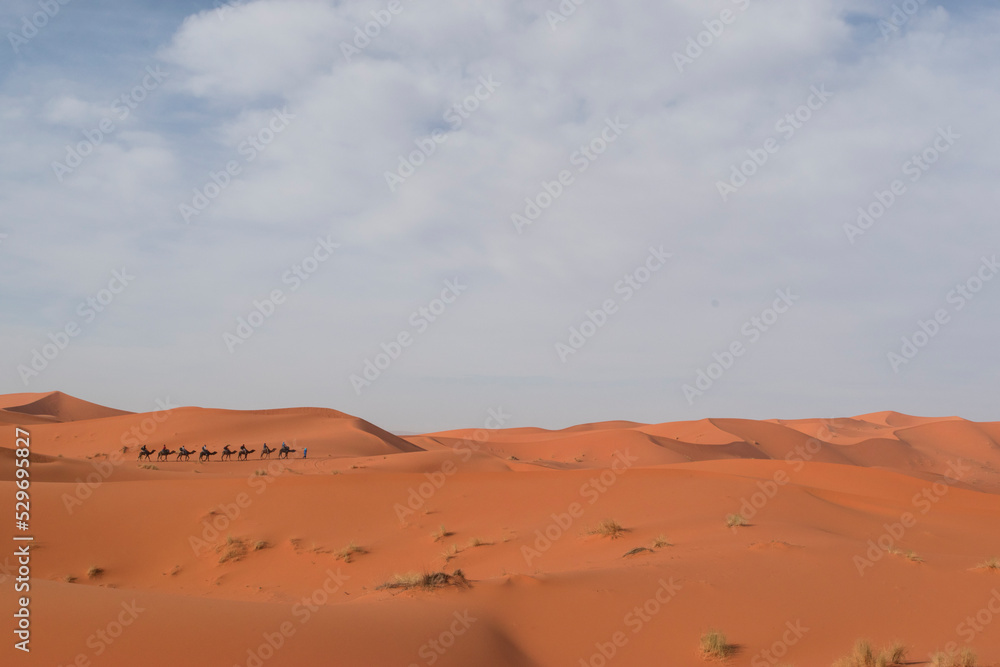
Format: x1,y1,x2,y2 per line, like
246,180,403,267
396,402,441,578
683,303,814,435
176,447,194,461
260,444,275,459
138,446,154,461
221,445,236,461
278,445,296,460
199,449,218,462
157,448,176,461
238,446,255,461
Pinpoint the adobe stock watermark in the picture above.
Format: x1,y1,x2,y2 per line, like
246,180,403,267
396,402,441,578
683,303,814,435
385,75,501,192
878,0,929,40
673,0,752,73
555,246,672,363
179,107,295,224
578,578,682,667
682,288,799,405
0,555,19,586
349,278,468,395
340,0,412,62
17,267,136,386
62,397,177,514
234,568,350,667
716,84,833,202
887,255,998,373
546,0,589,31
224,235,341,353
750,620,810,667
930,588,1000,664
853,459,970,576
843,126,959,244
394,407,511,523
8,0,73,54
730,435,825,531
51,65,169,182
407,611,477,667
521,450,639,567
511,117,628,234
55,600,145,666
188,459,293,556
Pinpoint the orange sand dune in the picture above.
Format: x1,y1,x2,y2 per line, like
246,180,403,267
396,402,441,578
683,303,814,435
18,403,423,461
0,390,132,422
4,392,1000,666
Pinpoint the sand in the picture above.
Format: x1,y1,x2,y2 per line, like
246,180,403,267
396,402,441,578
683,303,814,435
2,391,999,666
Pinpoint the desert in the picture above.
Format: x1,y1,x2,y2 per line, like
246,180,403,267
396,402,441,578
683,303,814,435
3,391,1000,666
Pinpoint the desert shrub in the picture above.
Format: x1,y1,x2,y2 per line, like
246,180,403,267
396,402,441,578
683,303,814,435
377,570,470,591
700,630,734,660
588,518,627,539
335,541,367,562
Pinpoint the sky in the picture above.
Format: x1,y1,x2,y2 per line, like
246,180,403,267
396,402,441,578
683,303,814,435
1,0,998,433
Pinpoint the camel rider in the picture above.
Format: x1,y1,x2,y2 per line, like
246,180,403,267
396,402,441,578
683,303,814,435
201,445,210,456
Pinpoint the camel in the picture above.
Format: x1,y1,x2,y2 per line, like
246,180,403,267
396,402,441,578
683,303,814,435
157,448,176,462
260,444,275,459
176,446,194,461
138,446,155,461
221,445,236,461
278,444,296,460
199,449,218,462
238,446,255,461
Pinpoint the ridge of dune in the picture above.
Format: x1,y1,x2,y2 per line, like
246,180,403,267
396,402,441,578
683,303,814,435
852,410,962,428
0,390,133,422
635,418,739,445
409,410,1000,489
8,400,423,460
0,391,58,409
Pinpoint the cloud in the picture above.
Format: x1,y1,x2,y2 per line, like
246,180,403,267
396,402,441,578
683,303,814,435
160,0,346,100
1,0,999,431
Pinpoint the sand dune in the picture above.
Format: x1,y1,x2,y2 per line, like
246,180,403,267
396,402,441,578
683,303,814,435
4,392,1000,665
0,390,132,422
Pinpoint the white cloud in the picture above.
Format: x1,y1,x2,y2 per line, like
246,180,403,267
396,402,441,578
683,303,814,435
2,0,1000,430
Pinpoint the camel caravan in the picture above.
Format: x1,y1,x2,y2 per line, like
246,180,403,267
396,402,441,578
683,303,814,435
137,442,299,462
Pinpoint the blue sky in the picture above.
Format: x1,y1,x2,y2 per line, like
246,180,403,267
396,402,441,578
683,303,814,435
2,0,999,432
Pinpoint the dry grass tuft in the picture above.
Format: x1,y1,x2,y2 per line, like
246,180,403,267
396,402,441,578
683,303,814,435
218,536,248,564
87,566,104,579
725,513,748,528
442,544,460,562
652,534,672,548
700,630,734,660
931,647,979,667
976,556,1000,571
931,648,979,667
588,518,627,539
432,525,454,542
335,541,367,563
377,570,470,591
832,638,907,667
889,548,923,563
